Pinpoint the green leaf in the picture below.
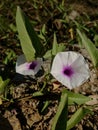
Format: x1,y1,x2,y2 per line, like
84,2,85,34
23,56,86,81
66,107,92,130
32,91,44,97
43,49,52,59
94,34,98,47
52,33,65,55
39,24,46,41
16,6,44,62
41,100,51,113
52,32,58,56
3,49,16,64
57,43,65,52
63,89,91,105
77,29,98,67
32,81,47,97
51,91,68,130
0,77,10,94
43,33,65,59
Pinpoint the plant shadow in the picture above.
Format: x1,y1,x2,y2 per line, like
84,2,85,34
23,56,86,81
0,113,13,130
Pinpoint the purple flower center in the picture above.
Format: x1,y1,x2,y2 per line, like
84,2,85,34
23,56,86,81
29,61,37,70
63,66,74,77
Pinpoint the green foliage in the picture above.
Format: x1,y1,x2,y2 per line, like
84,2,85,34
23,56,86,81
94,34,98,47
0,2,95,130
52,33,65,55
51,91,68,130
32,81,47,97
63,89,91,105
3,49,16,64
52,32,59,56
16,6,44,62
0,15,8,32
77,29,98,67
44,32,65,59
41,100,51,113
0,76,10,94
66,107,92,130
9,23,17,32
39,24,46,42
43,50,52,59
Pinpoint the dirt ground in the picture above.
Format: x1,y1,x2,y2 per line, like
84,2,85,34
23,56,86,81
0,0,98,130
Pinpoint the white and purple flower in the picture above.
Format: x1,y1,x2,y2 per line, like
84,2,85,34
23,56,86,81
50,51,90,89
16,54,43,75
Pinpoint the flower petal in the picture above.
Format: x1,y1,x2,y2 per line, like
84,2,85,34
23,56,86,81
51,72,72,88
16,54,43,75
71,53,90,77
50,51,90,89
70,71,89,89
50,54,63,74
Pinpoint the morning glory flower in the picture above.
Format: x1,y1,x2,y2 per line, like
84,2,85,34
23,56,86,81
50,51,90,89
16,54,43,75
